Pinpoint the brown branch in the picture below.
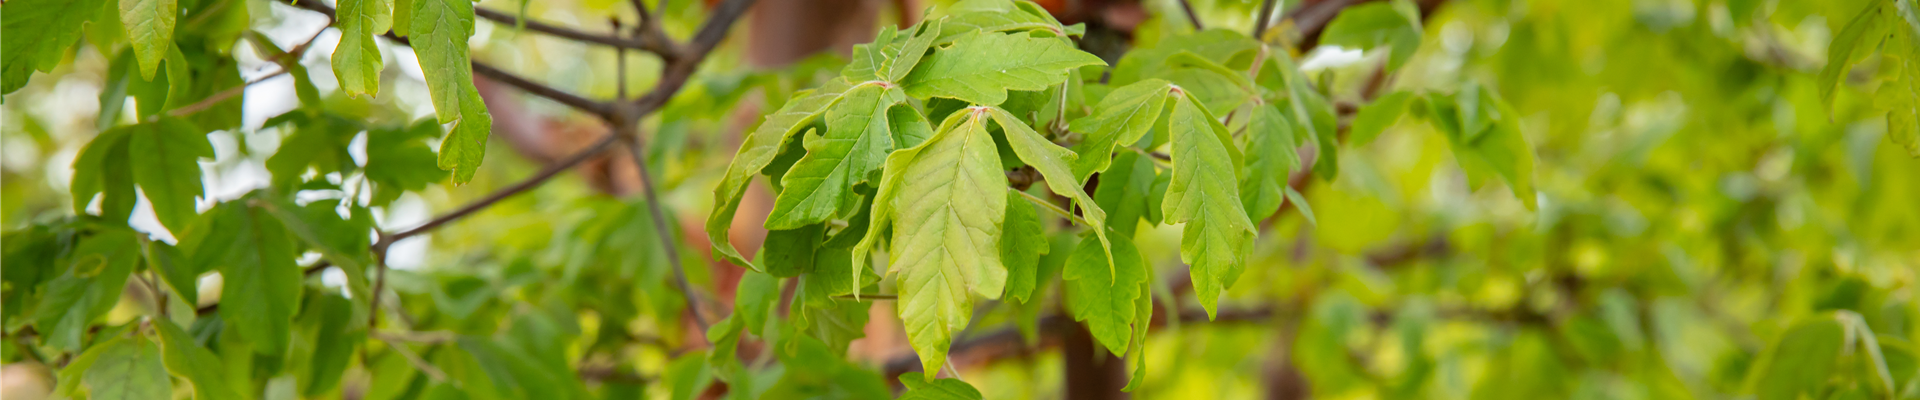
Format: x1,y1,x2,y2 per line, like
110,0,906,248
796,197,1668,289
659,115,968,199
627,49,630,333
1252,0,1279,39
272,0,616,118
1289,0,1447,51
1176,0,1205,30
622,125,712,336
473,7,679,58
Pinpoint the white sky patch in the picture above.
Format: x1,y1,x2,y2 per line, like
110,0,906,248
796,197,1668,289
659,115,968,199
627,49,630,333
1299,45,1366,71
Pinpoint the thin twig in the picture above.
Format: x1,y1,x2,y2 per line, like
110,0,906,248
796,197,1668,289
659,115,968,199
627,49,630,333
832,293,899,300
621,120,711,337
164,68,288,118
1252,0,1279,39
273,0,617,118
375,337,450,382
471,5,679,57
1176,0,1205,30
1013,188,1090,227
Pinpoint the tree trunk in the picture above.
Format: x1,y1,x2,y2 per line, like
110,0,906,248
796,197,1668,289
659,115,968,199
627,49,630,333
1063,321,1127,400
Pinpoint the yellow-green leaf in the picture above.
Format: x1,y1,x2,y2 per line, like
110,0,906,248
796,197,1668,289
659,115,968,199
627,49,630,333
1162,91,1254,318
412,0,492,183
334,0,393,97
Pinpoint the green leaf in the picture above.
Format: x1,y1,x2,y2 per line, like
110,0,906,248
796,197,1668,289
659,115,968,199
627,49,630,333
1121,269,1152,392
1349,91,1414,146
129,117,213,232
767,83,904,229
411,0,493,183
887,20,942,83
1064,232,1147,355
763,224,825,277
1879,12,1920,157
1319,0,1423,70
736,270,783,336
143,240,199,305
710,78,855,269
1162,91,1255,318
82,335,173,400
1240,103,1298,223
120,0,178,80
987,106,1113,272
1285,186,1316,226
936,0,1068,44
666,351,714,400
1092,151,1157,237
1000,190,1049,303
1748,315,1846,400
70,127,138,220
1268,53,1339,178
32,228,141,351
899,31,1105,105
706,314,746,382
156,318,244,400
870,108,1008,376
1428,87,1537,209
844,27,898,81
392,0,414,37
1109,29,1260,86
898,376,984,400
334,0,393,97
890,103,935,148
365,119,450,205
1068,79,1172,181
1821,2,1888,116
1,0,110,94
195,199,303,358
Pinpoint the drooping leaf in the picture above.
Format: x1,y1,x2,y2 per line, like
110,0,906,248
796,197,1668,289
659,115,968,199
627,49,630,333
1747,315,1846,400
1000,190,1049,303
899,31,1105,105
193,199,303,358
987,107,1113,270
898,376,985,400
81,335,173,400
1162,91,1255,318
31,228,141,351
1063,232,1147,355
334,0,393,97
1349,91,1415,146
874,108,1008,376
1240,103,1298,223
1821,2,1889,116
1068,79,1172,180
70,127,138,220
711,78,855,269
120,0,178,80
156,318,244,400
766,83,904,229
1092,151,1157,237
411,0,493,183
129,117,213,232
1,0,110,94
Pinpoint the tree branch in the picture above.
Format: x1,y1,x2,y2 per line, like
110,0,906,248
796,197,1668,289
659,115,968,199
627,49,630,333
1252,0,1279,39
1176,0,1205,30
272,0,617,118
473,7,680,58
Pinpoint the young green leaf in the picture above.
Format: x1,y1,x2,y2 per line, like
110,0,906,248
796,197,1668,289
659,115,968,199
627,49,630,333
887,20,943,83
1068,79,1172,181
411,0,493,183
129,117,213,232
882,108,1008,377
767,83,904,229
32,228,141,351
82,335,173,400
1000,190,1049,303
194,200,303,358
986,106,1113,272
70,127,137,219
1747,315,1846,400
334,0,393,97
1092,151,1157,237
2,0,110,94
711,79,855,269
899,31,1104,105
1240,103,1298,223
1349,91,1414,146
156,318,244,400
1319,0,1423,71
890,103,935,148
936,0,1067,45
120,0,178,80
1162,91,1255,318
899,376,986,400
1064,232,1147,355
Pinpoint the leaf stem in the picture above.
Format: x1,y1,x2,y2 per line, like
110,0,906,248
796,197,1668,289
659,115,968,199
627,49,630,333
1013,188,1091,227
